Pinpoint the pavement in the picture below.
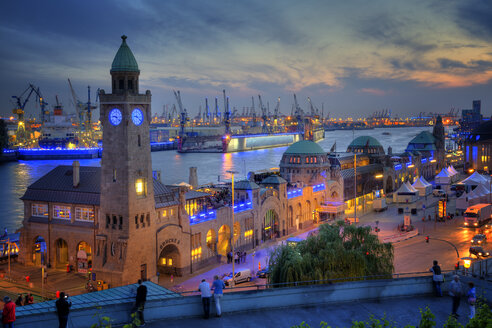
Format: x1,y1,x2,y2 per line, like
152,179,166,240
144,295,479,328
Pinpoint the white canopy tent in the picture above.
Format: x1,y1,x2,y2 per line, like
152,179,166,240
475,183,491,203
412,177,432,196
435,168,452,185
456,192,469,211
393,182,419,203
457,171,489,187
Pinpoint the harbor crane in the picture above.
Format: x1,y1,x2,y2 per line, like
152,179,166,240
173,90,188,137
251,96,257,127
223,90,231,134
307,97,320,119
205,98,211,123
68,79,98,132
258,94,270,133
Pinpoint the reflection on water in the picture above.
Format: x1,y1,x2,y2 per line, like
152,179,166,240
0,126,432,231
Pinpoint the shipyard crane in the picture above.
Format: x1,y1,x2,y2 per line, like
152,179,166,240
214,97,220,123
11,85,38,144
173,90,187,137
258,94,270,133
293,94,304,134
195,106,202,122
205,98,211,123
28,84,49,124
169,104,177,124
250,96,257,127
307,97,320,119
223,90,231,134
68,79,97,131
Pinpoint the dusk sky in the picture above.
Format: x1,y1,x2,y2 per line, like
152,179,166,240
1,0,491,119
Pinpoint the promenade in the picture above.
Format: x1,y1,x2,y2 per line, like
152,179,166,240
146,295,477,328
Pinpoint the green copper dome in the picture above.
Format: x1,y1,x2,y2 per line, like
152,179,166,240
284,140,325,155
348,136,382,148
111,35,139,72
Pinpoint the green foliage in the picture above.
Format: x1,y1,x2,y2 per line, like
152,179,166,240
291,321,330,328
269,222,394,285
91,307,112,328
123,312,142,328
0,119,8,154
418,306,436,328
466,299,492,328
443,315,463,328
351,314,398,328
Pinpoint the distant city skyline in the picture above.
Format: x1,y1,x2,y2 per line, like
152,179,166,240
1,0,492,119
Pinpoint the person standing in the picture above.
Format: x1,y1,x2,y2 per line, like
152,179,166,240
449,275,463,317
467,282,476,319
55,292,72,328
198,279,212,319
135,279,147,326
211,275,226,317
2,296,15,328
430,260,443,297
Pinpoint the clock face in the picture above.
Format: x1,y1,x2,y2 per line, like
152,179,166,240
132,108,144,126
109,108,122,126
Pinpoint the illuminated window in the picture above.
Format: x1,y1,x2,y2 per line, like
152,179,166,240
53,205,71,220
32,204,48,217
135,178,147,197
191,247,202,262
168,258,173,266
162,210,167,217
75,207,95,222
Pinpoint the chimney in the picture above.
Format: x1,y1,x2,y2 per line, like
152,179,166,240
189,167,198,189
73,160,80,188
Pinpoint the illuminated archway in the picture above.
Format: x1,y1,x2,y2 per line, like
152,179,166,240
55,238,68,267
206,229,216,252
217,225,231,256
158,244,180,275
76,241,92,273
263,209,279,240
32,236,47,266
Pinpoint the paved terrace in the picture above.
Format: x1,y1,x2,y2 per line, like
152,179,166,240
13,272,491,327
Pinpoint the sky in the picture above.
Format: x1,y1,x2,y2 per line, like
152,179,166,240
1,0,492,120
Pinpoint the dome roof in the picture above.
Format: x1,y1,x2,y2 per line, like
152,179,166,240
348,136,382,148
470,120,492,142
408,131,435,144
261,175,287,185
284,140,325,155
111,35,139,73
234,180,260,190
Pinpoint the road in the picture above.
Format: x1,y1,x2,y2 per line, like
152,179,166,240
165,191,490,293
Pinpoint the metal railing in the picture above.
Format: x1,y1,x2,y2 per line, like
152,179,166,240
176,270,455,296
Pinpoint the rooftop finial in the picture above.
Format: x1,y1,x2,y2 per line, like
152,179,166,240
121,35,127,42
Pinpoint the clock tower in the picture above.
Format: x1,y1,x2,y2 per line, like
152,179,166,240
95,35,156,286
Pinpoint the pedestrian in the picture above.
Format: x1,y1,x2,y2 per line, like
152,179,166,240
198,279,212,319
55,292,72,328
1,296,15,328
15,294,23,307
134,279,147,326
467,282,476,319
234,252,239,264
243,251,247,263
227,252,231,264
449,275,463,317
429,260,443,297
24,293,34,305
211,275,226,317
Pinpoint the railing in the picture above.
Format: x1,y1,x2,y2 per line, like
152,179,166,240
176,270,455,296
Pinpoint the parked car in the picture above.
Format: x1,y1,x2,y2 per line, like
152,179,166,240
433,189,446,197
256,266,271,278
469,246,490,258
223,269,252,286
471,234,487,245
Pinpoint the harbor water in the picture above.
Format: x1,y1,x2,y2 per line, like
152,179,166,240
0,126,433,232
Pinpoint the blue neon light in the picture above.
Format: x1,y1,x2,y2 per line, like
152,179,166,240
150,141,174,146
394,164,402,170
287,188,303,199
190,210,217,225
312,184,325,192
233,201,253,213
406,162,412,167
421,158,427,164
225,132,299,139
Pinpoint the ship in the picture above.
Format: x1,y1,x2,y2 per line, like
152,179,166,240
38,101,78,149
178,124,324,153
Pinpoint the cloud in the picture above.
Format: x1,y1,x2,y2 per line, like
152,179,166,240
437,58,468,69
455,1,492,41
359,88,386,96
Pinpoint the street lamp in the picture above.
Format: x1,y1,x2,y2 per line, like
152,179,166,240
226,170,238,287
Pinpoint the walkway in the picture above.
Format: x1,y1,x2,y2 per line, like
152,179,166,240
146,295,476,328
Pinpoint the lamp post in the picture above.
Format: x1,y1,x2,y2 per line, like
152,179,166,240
227,170,238,287
354,153,357,221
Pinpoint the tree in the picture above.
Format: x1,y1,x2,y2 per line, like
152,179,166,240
0,119,8,154
269,222,394,285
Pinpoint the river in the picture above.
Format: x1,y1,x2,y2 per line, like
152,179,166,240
0,126,433,232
